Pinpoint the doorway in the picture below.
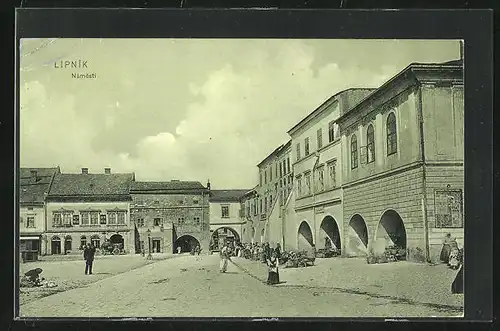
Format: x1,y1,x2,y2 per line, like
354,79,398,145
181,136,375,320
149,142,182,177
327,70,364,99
152,238,161,253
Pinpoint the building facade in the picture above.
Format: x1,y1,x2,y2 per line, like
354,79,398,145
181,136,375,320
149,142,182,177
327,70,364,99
337,59,464,262
130,180,210,254
209,189,249,248
285,89,375,253
19,167,59,259
44,168,135,255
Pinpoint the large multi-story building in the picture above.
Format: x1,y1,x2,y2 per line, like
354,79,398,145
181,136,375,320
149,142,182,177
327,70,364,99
129,180,210,254
209,189,249,248
44,168,135,255
337,59,464,262
19,167,59,260
284,88,375,252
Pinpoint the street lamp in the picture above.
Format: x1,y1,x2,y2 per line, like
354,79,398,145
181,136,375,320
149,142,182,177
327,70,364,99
146,228,152,260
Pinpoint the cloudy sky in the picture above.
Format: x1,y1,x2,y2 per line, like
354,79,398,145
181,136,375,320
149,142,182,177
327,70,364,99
19,39,460,189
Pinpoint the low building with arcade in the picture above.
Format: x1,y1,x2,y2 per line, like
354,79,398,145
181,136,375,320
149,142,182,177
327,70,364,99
44,167,135,255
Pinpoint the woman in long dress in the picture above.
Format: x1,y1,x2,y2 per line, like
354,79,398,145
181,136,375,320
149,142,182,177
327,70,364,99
440,233,454,264
266,249,280,285
219,243,230,273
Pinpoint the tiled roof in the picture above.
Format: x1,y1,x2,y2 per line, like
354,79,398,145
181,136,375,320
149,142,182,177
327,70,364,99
131,181,206,191
209,189,251,202
19,167,59,204
47,173,135,198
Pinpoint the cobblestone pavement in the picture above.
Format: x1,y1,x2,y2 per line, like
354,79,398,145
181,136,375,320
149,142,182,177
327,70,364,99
19,253,178,305
19,255,463,318
232,256,464,315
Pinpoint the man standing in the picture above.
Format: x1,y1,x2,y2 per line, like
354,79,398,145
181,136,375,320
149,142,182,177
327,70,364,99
83,243,96,275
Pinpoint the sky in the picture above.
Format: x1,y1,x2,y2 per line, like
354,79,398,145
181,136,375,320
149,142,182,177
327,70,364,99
19,39,460,189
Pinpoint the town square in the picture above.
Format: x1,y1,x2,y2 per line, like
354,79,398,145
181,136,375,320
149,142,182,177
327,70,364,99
18,38,464,318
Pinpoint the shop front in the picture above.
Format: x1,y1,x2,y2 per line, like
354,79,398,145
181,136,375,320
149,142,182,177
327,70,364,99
20,235,41,262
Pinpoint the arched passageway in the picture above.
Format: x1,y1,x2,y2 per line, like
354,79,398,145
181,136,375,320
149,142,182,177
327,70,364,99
319,216,341,251
297,221,314,250
110,234,124,246
174,235,201,253
375,210,407,257
347,214,369,256
211,227,240,249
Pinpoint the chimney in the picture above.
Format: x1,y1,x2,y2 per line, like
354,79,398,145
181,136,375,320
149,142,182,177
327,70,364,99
104,168,111,174
81,168,89,174
207,179,211,190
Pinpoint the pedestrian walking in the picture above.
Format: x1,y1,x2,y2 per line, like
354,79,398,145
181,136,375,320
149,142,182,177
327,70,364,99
275,243,282,260
219,242,230,273
83,243,96,275
266,249,280,285
177,246,182,254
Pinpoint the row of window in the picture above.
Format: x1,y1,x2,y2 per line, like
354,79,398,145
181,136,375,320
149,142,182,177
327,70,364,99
296,161,337,198
134,199,200,206
259,156,292,186
296,121,337,162
350,112,398,169
246,182,293,217
135,216,202,227
52,211,127,227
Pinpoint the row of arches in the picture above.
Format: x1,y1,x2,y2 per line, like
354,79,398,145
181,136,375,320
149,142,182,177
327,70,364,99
49,234,124,254
297,209,407,257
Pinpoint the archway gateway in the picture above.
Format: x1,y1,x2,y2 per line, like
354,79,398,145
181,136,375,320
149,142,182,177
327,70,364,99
211,227,240,249
174,235,201,253
319,216,341,251
297,221,314,250
375,210,407,257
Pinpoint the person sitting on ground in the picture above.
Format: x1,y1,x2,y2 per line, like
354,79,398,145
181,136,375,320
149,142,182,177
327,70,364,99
24,268,43,285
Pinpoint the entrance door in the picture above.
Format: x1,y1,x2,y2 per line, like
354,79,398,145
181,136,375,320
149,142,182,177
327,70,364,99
51,241,61,255
152,239,161,253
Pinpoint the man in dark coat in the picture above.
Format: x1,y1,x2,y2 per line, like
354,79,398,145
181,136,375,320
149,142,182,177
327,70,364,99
83,243,96,275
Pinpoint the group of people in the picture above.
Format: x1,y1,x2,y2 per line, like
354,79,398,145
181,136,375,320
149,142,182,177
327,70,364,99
440,233,464,294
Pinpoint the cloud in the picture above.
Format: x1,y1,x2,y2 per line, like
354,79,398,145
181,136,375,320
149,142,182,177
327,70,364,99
20,39,457,189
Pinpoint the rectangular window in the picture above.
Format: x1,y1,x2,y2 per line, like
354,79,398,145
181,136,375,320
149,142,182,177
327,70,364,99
264,197,268,212
178,217,185,223
117,212,126,225
135,199,144,206
53,213,62,227
72,215,80,225
193,199,199,205
154,218,162,226
435,190,464,228
154,200,160,205
221,205,229,218
328,161,337,189
137,218,144,227
81,212,89,225
304,137,310,156
27,217,35,228
260,172,262,186
270,166,273,181
296,143,301,161
287,158,290,174
297,177,302,197
27,207,33,211
90,212,99,225
99,214,107,225
317,128,323,149
305,173,311,195
194,217,200,225
279,162,283,177
259,199,263,214
317,167,324,192
63,213,72,226
328,121,335,142
108,212,117,225
178,200,184,205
